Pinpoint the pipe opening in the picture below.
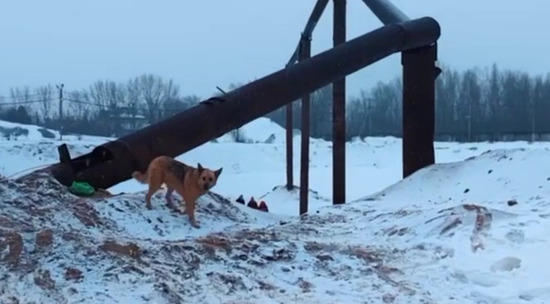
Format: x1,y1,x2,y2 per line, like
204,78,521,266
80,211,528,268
69,146,115,174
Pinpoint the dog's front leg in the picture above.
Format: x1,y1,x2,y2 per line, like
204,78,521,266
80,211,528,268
183,194,200,229
174,186,187,214
177,200,187,215
175,188,199,228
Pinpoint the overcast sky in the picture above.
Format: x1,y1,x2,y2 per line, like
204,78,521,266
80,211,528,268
1,0,548,100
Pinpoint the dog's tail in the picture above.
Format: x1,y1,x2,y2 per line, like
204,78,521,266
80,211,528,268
132,170,148,184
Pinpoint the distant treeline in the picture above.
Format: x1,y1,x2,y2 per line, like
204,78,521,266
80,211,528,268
266,63,550,142
1,63,549,142
0,74,203,137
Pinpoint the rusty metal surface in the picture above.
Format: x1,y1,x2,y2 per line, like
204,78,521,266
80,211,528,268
286,0,329,67
299,35,312,215
46,17,441,190
285,103,294,190
285,0,329,191
401,43,437,178
361,0,409,25
332,0,346,205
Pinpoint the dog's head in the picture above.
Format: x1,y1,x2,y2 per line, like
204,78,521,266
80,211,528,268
197,163,223,191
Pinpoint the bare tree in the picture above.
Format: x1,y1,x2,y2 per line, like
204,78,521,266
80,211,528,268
182,94,201,108
125,78,142,129
138,74,165,123
459,69,482,141
89,80,126,110
10,86,32,103
67,90,92,119
35,85,53,121
136,74,181,123
9,86,32,120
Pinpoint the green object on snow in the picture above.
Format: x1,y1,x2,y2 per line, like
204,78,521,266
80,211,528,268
68,181,95,196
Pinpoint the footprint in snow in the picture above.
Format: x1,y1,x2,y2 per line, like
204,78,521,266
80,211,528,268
490,256,521,272
519,287,550,301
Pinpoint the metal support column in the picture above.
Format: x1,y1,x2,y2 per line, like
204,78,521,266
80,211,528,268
332,0,346,205
299,36,312,215
401,43,437,178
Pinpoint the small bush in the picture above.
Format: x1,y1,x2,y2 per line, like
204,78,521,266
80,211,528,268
0,126,29,139
38,128,56,139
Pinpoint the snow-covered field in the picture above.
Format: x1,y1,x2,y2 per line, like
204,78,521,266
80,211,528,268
1,118,549,303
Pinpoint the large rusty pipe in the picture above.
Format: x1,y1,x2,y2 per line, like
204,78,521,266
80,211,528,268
285,0,329,191
46,16,441,190
361,0,409,25
286,0,330,67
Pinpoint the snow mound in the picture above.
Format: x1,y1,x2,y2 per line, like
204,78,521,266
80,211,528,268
216,117,287,144
0,172,441,303
0,120,59,141
2,148,550,303
0,139,110,179
0,120,111,179
0,120,108,143
240,117,286,143
0,172,285,303
257,185,331,215
321,147,550,304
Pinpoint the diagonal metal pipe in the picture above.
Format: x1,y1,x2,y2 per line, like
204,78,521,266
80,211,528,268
41,17,441,190
286,0,330,67
284,0,329,191
361,0,409,25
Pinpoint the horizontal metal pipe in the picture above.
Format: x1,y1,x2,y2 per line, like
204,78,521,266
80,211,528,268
361,0,409,25
45,16,441,190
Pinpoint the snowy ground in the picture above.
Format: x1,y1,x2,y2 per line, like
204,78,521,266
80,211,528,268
1,118,550,303
1,117,548,216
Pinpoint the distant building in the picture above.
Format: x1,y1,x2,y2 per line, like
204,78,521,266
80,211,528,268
108,112,149,136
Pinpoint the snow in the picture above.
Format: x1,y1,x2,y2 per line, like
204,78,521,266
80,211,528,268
0,120,112,178
214,117,288,144
1,118,550,303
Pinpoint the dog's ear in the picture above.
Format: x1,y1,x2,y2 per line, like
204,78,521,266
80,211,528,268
197,163,204,173
214,167,223,178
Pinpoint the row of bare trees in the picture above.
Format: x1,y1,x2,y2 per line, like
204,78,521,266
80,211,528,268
265,63,550,142
345,63,550,141
0,74,203,136
1,63,550,141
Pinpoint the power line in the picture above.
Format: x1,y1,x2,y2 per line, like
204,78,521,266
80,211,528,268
0,99,55,106
0,93,49,101
63,98,194,112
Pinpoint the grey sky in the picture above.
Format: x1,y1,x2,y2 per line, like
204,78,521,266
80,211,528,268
1,0,548,100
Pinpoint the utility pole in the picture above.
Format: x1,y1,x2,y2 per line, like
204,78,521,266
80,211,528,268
367,97,373,136
531,101,536,142
56,84,64,140
467,98,472,142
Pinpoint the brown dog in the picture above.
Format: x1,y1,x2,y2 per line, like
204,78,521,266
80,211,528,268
132,155,222,228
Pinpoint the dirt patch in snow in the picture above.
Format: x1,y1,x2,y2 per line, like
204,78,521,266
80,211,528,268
0,172,444,303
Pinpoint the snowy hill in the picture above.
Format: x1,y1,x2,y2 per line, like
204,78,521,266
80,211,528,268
0,119,108,143
2,119,550,215
342,147,550,303
2,147,550,303
215,117,289,144
0,120,111,178
2,119,550,303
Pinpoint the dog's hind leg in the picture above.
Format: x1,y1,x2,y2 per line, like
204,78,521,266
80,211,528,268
165,187,175,208
145,168,163,210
